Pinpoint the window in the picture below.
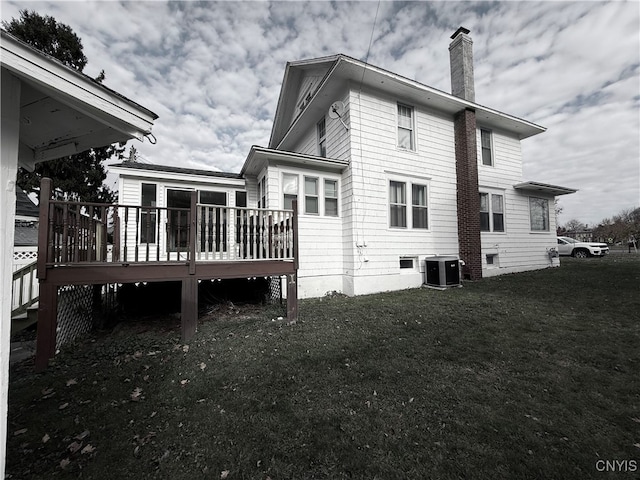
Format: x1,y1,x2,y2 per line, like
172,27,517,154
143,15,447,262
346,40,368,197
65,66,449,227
258,176,266,208
200,191,226,206
529,197,550,231
140,183,157,243
492,194,504,232
304,177,319,214
397,104,414,150
412,184,428,229
399,258,415,269
283,174,298,210
389,181,407,228
480,129,493,166
486,254,499,267
235,191,247,208
317,118,326,157
479,192,505,232
324,179,338,217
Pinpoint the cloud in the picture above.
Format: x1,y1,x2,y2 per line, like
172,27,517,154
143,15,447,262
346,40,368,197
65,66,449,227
2,0,638,226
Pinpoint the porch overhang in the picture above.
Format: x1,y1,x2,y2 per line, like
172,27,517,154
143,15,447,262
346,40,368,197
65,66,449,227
241,145,349,177
1,30,158,170
514,181,577,196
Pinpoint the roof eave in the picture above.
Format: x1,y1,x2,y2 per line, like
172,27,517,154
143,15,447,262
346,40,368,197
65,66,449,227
1,30,158,138
514,181,577,196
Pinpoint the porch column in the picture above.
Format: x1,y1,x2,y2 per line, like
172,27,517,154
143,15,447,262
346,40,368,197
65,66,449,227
1,70,21,474
181,277,198,341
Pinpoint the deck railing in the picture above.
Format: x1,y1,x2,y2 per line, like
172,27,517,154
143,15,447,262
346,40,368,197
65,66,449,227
12,260,39,317
37,179,297,271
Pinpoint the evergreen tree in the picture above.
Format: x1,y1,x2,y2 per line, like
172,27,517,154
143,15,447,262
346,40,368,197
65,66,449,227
3,10,120,203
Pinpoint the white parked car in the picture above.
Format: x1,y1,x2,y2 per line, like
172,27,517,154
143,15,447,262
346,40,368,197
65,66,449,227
557,236,609,258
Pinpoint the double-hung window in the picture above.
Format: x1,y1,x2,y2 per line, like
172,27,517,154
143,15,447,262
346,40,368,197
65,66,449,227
304,177,319,215
140,183,157,243
397,104,415,150
529,197,550,231
258,176,266,208
317,118,327,157
324,179,338,216
479,192,505,232
389,181,407,228
282,174,298,210
412,184,428,229
480,129,493,166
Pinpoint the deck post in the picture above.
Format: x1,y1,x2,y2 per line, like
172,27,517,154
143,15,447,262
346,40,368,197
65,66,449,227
35,283,58,371
181,277,198,341
189,191,197,274
286,273,298,322
287,200,299,322
37,178,52,280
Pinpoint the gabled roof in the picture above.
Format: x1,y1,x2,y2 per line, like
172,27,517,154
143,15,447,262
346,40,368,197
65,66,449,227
269,54,546,151
1,30,158,170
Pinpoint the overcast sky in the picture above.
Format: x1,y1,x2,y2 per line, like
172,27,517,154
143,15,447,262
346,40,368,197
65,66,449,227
2,1,638,226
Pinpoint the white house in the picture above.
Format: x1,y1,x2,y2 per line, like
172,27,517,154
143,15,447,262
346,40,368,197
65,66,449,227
1,29,157,475
114,28,574,300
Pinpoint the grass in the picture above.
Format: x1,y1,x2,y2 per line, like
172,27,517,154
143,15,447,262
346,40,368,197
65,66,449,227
6,254,640,479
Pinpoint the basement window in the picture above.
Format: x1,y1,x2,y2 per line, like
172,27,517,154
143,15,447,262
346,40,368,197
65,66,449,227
486,254,499,267
399,257,416,269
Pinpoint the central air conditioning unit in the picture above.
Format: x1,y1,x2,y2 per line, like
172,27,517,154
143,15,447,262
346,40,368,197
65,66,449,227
424,256,461,288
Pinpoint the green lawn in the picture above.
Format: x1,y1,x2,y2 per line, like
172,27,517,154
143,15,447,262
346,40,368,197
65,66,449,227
6,255,640,479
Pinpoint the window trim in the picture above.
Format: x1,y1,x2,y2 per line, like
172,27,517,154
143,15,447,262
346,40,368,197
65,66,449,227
480,128,494,166
529,196,550,232
399,257,418,271
280,171,340,217
324,179,338,217
479,191,505,233
304,176,319,215
397,103,415,151
411,183,429,230
282,173,298,211
389,180,407,228
387,176,431,231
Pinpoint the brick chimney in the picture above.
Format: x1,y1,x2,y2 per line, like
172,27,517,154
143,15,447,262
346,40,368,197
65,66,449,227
450,27,482,280
449,26,475,102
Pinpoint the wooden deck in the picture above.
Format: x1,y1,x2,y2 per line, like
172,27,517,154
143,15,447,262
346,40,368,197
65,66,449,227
35,178,298,370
